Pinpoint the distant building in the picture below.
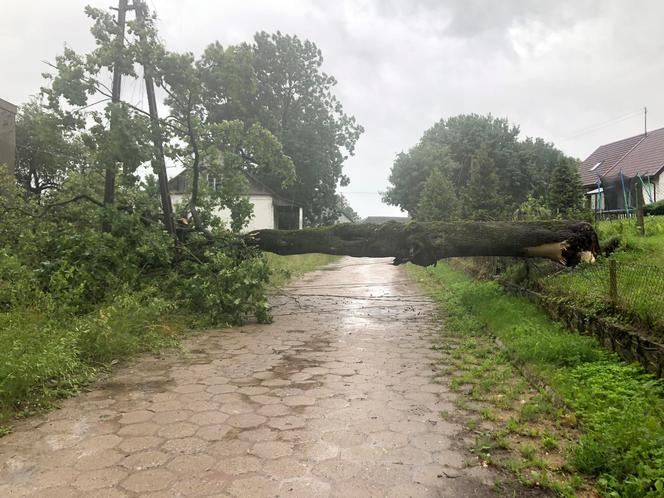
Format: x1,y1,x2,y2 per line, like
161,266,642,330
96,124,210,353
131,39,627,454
169,170,302,232
361,216,410,224
579,127,664,215
336,210,355,224
0,98,17,172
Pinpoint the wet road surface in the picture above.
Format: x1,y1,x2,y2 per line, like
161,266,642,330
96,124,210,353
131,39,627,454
0,257,500,497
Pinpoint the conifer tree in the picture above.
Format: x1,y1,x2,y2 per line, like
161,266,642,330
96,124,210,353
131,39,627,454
416,168,459,221
462,145,502,220
548,157,584,217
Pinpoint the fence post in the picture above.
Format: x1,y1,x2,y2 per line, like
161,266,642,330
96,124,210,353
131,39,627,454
636,185,645,236
609,259,618,305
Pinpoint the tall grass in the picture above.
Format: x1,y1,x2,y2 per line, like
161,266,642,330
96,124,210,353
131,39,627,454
0,293,179,429
411,262,664,497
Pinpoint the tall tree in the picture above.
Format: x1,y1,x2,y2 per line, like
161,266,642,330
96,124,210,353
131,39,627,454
416,168,459,221
41,5,153,211
201,32,363,225
462,145,503,221
385,114,577,219
548,157,584,217
15,100,86,198
155,51,295,233
383,142,454,216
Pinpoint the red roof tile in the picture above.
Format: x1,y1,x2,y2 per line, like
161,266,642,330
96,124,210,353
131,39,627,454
579,134,644,186
604,127,664,180
579,127,664,185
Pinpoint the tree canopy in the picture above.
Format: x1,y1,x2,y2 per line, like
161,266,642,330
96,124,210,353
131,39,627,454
416,168,459,222
32,2,363,231
200,32,364,225
384,114,584,221
15,100,86,197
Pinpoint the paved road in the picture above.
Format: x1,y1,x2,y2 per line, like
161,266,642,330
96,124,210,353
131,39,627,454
0,257,499,497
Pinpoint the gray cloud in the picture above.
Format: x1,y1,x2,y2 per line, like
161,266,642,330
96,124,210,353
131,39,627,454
2,0,663,217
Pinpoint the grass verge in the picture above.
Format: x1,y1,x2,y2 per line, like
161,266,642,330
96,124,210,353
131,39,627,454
409,262,664,498
0,293,183,434
0,252,337,434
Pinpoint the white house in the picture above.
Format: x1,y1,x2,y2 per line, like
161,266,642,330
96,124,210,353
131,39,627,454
169,171,302,232
579,127,664,214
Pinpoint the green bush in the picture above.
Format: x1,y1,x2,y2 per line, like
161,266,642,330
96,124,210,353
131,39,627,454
76,291,178,364
0,250,41,310
644,200,664,216
0,175,274,429
567,362,664,497
169,247,271,326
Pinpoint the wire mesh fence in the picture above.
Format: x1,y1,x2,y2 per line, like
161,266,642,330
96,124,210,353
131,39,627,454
526,259,664,333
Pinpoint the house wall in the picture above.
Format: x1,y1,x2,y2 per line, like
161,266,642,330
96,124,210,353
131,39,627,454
637,174,661,205
245,195,275,232
170,193,276,232
589,193,604,211
0,100,17,172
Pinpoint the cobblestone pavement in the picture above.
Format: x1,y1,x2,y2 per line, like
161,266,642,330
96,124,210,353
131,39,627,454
0,257,501,497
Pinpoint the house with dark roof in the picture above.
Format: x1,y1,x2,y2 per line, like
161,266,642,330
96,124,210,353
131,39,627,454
169,170,302,232
579,127,664,214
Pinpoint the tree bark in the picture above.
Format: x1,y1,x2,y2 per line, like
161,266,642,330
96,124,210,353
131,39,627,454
247,221,600,267
135,1,176,236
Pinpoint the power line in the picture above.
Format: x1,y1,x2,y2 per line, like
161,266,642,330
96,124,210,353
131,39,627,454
558,110,643,142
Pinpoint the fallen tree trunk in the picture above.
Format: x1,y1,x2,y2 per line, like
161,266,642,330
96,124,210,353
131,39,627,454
247,221,599,267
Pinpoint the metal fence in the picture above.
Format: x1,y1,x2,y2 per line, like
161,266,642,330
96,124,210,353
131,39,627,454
523,259,664,333
594,209,633,222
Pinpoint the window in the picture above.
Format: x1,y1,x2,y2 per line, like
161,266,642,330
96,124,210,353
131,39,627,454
206,174,218,191
590,161,603,172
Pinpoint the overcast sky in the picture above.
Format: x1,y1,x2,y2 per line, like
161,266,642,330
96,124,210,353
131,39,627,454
3,0,663,217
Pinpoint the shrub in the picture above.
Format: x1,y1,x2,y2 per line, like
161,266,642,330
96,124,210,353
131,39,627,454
644,200,664,216
0,175,274,428
169,247,271,326
0,250,41,310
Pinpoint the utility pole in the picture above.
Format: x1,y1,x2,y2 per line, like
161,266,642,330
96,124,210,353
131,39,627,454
644,106,648,136
103,0,130,230
134,0,176,236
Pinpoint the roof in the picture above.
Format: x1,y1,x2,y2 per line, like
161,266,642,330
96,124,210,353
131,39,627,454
580,127,664,185
361,216,410,224
579,133,644,185
0,98,17,115
337,210,355,222
169,170,301,207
